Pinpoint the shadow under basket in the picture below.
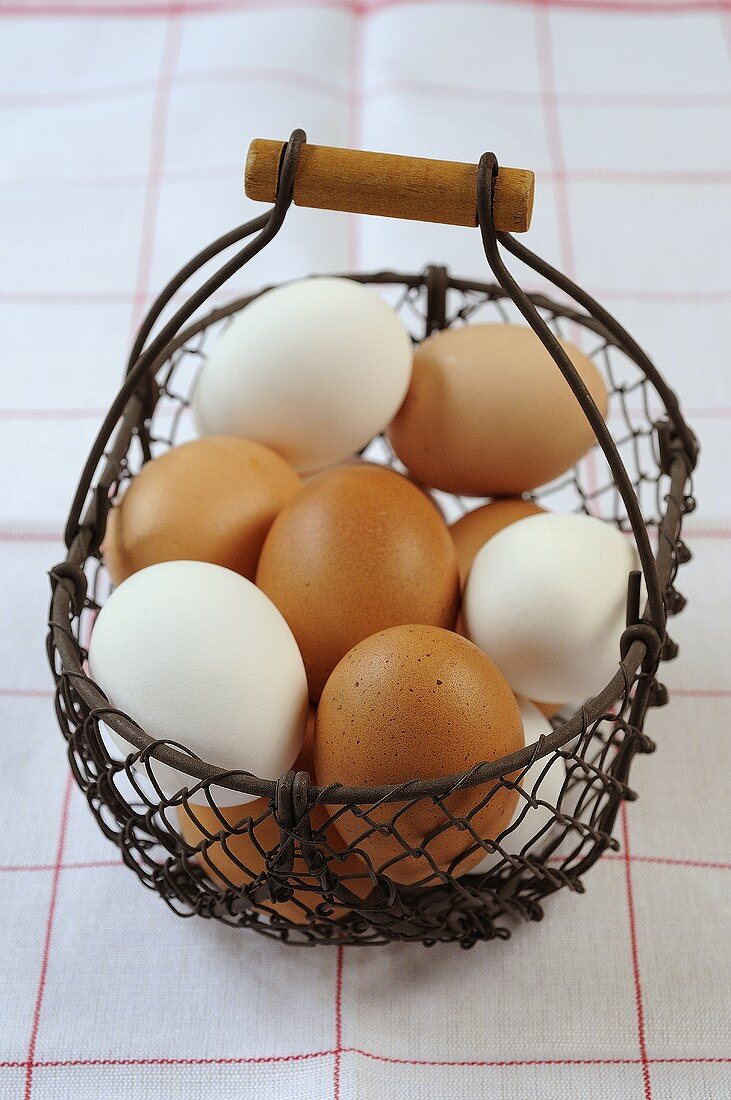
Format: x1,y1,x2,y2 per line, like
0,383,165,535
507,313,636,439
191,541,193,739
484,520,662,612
48,134,698,947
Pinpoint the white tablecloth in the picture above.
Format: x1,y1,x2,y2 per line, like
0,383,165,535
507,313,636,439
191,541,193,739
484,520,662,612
1,2,729,1097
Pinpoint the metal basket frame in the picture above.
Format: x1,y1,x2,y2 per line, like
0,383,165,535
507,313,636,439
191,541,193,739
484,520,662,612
47,131,698,946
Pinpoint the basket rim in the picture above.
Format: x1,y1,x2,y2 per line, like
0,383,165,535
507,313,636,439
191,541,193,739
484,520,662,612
50,269,691,807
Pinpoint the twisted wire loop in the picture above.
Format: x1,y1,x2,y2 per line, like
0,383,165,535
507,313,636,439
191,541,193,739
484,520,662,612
47,133,698,946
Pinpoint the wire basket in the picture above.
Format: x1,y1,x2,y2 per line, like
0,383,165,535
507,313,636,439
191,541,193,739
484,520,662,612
48,132,698,947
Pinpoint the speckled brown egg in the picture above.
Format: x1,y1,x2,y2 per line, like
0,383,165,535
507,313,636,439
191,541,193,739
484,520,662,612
256,464,460,702
313,625,524,885
177,713,373,922
450,499,546,584
387,324,609,496
103,436,300,585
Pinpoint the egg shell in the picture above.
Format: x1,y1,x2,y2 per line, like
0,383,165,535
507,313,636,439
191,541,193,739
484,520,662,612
387,323,609,496
450,498,546,584
177,800,372,924
302,454,367,482
313,625,524,885
463,512,640,702
534,700,565,719
310,457,444,516
177,715,373,923
192,277,413,473
102,436,300,585
88,561,309,806
467,699,566,876
256,464,460,702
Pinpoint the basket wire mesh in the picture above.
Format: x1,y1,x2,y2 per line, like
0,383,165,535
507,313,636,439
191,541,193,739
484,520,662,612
47,132,697,947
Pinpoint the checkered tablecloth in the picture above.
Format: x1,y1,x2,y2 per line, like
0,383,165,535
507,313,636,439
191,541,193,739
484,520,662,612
1,1,730,1097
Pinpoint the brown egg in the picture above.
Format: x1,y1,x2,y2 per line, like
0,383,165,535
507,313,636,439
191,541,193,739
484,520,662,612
388,324,609,496
306,457,442,514
450,499,546,584
314,625,524,885
256,464,460,702
103,436,300,585
533,700,565,719
298,705,317,770
178,713,373,923
312,456,444,515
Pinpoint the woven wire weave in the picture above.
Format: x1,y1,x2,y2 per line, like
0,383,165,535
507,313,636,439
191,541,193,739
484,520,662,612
47,266,695,947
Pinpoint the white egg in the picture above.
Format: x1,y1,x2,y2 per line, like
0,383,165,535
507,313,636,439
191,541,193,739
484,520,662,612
192,277,413,472
88,561,308,805
470,699,565,875
464,512,640,701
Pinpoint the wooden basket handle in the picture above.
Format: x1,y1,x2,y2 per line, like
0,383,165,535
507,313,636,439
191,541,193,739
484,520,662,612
244,138,534,233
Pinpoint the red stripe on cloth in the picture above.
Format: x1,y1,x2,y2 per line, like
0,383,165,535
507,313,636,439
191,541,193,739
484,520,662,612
0,688,55,698
349,1051,730,1067
601,853,731,872
33,1050,337,1069
1,1052,729,1072
3,402,728,421
535,5,601,493
5,162,731,195
557,90,731,107
547,167,731,185
3,0,731,19
0,849,727,875
723,10,731,62
680,529,731,539
175,63,345,100
364,1051,589,1068
23,773,73,1100
590,287,731,303
0,76,157,107
672,687,731,697
127,15,182,341
2,286,731,305
535,11,576,280
629,855,731,871
0,408,108,420
344,1051,731,1068
0,531,63,543
334,945,344,1100
361,78,731,110
0,0,355,15
348,1049,643,1067
346,13,365,272
0,859,121,874
621,802,652,1099
3,684,730,701
0,291,135,303
4,71,731,115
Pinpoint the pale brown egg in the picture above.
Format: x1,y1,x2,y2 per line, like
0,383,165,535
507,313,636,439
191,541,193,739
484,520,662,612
388,324,609,496
533,700,565,719
178,712,373,922
256,464,460,702
313,625,525,885
103,436,300,585
450,498,546,584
